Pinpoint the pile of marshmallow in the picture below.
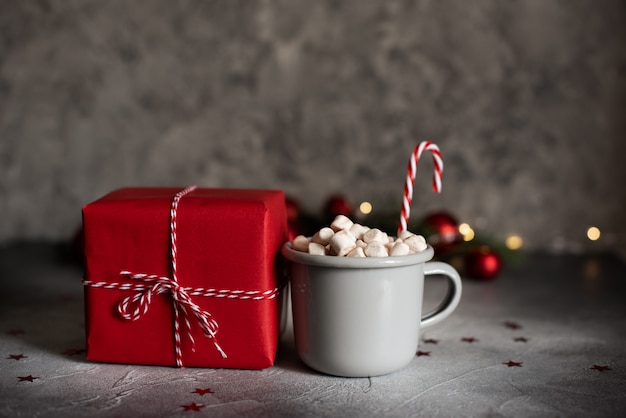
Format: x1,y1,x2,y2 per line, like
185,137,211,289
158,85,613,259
290,215,428,257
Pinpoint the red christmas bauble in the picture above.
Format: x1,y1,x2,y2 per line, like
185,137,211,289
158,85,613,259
465,246,501,280
285,197,301,222
323,194,353,218
422,211,460,247
285,197,302,240
287,222,300,241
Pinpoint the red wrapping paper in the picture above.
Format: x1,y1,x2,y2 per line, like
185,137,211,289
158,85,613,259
82,187,288,369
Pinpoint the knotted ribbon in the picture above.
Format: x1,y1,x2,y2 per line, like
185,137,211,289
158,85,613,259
120,185,226,366
116,270,227,365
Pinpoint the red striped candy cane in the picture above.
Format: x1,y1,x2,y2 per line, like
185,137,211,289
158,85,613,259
398,141,443,235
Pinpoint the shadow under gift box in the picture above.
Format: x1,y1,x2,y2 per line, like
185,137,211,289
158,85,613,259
82,187,289,369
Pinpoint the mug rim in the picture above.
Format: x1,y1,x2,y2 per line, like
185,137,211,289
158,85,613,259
282,241,434,268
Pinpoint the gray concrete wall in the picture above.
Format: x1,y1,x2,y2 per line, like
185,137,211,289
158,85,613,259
1,0,625,255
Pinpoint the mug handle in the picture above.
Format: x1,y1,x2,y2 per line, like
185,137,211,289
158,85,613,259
421,261,462,328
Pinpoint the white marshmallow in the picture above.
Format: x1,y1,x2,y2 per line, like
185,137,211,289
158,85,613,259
390,242,410,256
308,242,327,255
312,227,334,245
346,246,366,258
398,230,415,240
330,215,354,232
328,229,357,256
404,234,427,253
364,241,388,257
292,235,310,252
349,223,370,240
362,228,386,244
289,217,429,258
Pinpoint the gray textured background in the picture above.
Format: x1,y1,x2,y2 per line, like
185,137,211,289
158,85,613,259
1,0,625,255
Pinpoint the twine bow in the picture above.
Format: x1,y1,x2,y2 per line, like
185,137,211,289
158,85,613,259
117,271,227,364
118,185,226,367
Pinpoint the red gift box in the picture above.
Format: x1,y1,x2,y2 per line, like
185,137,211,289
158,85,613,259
82,187,289,369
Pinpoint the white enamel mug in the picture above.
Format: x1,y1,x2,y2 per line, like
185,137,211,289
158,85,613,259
282,243,462,377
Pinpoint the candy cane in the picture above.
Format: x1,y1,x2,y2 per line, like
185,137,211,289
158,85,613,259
398,141,443,235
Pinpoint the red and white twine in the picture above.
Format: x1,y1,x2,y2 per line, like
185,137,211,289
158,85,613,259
168,185,203,366
83,185,278,367
398,141,443,235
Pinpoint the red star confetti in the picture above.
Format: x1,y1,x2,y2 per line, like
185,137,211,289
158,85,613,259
416,351,431,357
6,329,25,336
503,361,523,367
191,388,214,395
513,337,528,343
7,354,27,360
504,321,522,330
181,403,205,411
590,365,611,372
461,337,478,343
62,348,86,356
423,338,439,344
18,375,39,382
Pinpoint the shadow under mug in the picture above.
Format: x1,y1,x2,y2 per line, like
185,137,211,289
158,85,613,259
282,243,462,377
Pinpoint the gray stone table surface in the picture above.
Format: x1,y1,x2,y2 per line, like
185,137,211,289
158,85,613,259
1,243,625,417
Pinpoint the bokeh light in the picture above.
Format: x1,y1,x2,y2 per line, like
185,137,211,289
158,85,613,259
505,235,523,250
359,201,373,215
458,223,475,241
587,226,601,241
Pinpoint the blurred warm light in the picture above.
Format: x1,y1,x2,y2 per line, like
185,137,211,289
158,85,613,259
587,226,601,241
359,201,373,215
458,223,475,241
505,235,523,250
462,230,475,241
